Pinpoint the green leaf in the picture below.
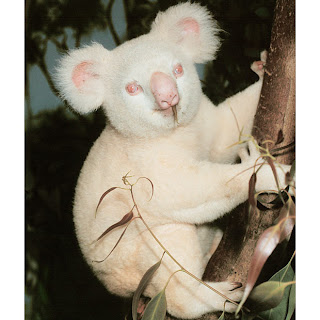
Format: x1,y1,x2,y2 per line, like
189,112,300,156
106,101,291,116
257,259,295,320
248,281,292,312
141,290,167,320
271,256,295,283
132,258,163,320
241,312,257,320
218,310,225,320
286,280,295,320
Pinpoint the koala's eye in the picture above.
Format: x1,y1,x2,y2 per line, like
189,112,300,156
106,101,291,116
173,64,184,78
126,82,143,95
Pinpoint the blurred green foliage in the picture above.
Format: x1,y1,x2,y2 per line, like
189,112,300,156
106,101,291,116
25,0,275,319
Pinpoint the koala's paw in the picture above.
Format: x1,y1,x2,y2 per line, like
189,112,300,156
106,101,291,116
238,140,261,166
251,50,268,78
209,281,243,313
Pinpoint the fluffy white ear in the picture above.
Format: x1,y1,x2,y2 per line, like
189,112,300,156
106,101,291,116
150,2,220,63
54,43,109,114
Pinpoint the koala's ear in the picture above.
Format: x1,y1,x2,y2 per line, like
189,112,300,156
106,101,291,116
54,43,110,114
150,2,220,63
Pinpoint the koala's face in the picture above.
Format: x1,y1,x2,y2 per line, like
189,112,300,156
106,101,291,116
103,37,202,137
55,2,220,138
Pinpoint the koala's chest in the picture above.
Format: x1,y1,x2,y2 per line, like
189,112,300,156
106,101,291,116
85,127,207,188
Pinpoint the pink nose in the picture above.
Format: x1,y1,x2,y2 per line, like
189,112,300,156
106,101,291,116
150,72,180,109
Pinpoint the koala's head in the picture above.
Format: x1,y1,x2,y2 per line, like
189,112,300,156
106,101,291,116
55,3,220,138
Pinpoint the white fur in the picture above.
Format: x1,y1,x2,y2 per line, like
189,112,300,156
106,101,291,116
54,3,292,319
54,43,110,113
150,2,221,63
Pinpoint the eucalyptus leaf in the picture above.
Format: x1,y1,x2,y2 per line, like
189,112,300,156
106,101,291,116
248,173,257,207
286,280,295,320
241,312,257,320
266,158,280,192
141,290,167,320
248,281,293,312
268,189,289,209
236,201,295,315
257,259,295,320
236,225,281,314
95,187,119,216
132,258,163,320
92,222,132,263
277,199,295,243
94,210,133,243
218,310,225,320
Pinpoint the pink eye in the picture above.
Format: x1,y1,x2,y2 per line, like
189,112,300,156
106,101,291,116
173,64,184,78
126,82,143,95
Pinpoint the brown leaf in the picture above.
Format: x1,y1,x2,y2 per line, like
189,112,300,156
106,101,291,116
278,199,295,243
266,157,280,192
248,173,257,207
268,186,289,209
271,141,295,154
94,210,134,243
236,199,295,314
236,225,281,313
95,187,119,216
93,221,132,263
256,200,270,211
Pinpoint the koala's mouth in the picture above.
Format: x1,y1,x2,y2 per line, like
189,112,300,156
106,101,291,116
154,105,179,123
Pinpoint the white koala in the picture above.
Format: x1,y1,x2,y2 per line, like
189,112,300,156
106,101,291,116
55,3,292,319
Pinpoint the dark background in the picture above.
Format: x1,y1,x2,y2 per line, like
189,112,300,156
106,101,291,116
25,0,276,319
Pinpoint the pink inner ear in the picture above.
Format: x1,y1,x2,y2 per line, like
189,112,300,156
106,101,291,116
72,61,94,88
179,18,200,36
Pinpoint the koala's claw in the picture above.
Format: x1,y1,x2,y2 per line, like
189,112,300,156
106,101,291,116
239,140,261,165
230,282,242,290
211,281,244,313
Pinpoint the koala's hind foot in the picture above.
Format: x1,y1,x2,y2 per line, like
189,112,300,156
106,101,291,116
164,277,244,318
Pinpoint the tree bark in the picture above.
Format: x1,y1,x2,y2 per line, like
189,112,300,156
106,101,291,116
200,0,295,318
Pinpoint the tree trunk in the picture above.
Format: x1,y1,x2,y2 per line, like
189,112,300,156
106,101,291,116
200,0,295,318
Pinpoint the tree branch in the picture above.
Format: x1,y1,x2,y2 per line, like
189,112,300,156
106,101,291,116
50,33,69,53
107,0,121,46
37,56,60,98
